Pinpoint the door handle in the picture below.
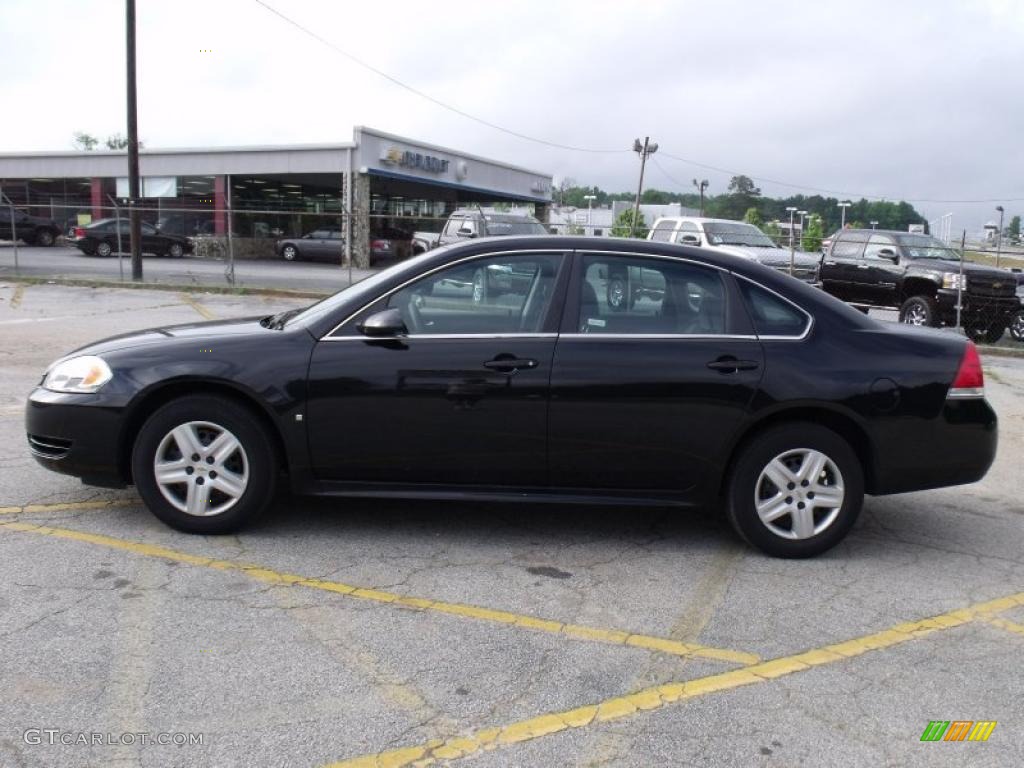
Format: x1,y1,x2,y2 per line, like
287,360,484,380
823,260,837,266
483,357,538,373
706,356,760,374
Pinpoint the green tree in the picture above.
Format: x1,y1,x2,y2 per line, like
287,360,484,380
72,131,99,151
803,214,824,252
105,133,129,150
742,207,763,227
1007,215,1021,241
611,208,648,238
728,175,761,197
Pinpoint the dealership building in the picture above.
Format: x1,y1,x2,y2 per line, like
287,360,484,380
0,127,554,266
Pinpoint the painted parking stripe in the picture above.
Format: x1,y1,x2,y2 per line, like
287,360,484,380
324,589,1024,767
0,499,138,515
178,293,217,320
984,615,1024,638
0,520,759,665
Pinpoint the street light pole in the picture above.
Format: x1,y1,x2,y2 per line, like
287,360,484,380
630,137,658,238
125,0,143,281
584,194,596,236
995,205,1005,269
838,201,851,229
797,210,808,250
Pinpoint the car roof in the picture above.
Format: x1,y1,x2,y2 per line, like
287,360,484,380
836,229,927,237
650,216,744,226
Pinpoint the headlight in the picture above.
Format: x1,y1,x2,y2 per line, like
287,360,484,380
942,273,967,290
43,355,113,393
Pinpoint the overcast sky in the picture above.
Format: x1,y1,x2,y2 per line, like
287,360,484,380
1,0,1021,231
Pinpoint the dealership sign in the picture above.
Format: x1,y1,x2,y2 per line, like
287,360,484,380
380,146,451,174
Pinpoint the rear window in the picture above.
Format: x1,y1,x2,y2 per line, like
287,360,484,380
738,280,810,338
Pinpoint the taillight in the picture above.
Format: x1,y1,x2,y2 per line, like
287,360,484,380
74,227,85,238
371,239,388,250
947,341,984,399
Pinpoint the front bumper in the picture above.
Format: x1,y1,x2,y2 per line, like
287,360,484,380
936,288,1018,326
25,388,129,487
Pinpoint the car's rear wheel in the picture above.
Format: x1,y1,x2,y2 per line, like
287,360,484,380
34,228,55,247
166,242,184,258
726,423,863,558
966,323,1005,345
282,244,299,261
898,295,938,327
131,395,278,534
96,241,113,257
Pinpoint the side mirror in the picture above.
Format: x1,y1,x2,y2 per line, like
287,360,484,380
357,308,408,338
877,248,899,263
678,233,700,245
457,227,476,238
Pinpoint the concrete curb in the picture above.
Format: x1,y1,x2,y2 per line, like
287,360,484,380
978,345,1024,359
0,274,329,300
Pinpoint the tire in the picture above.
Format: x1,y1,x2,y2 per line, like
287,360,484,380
725,423,864,558
34,228,55,247
898,295,938,327
282,244,299,261
96,240,113,258
472,268,488,303
1010,312,1024,343
131,395,278,534
607,276,627,311
966,323,1005,345
166,242,184,259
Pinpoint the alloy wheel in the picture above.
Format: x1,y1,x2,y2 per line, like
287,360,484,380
902,304,927,325
753,448,845,540
153,421,249,517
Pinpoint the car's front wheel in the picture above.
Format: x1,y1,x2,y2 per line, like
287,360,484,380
898,295,938,327
34,228,55,247
166,242,184,258
1010,311,1024,343
726,423,863,558
96,240,113,257
282,244,299,261
131,395,278,533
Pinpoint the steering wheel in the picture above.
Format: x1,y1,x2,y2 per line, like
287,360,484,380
405,293,424,334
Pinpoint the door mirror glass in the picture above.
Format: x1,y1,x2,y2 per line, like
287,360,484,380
877,248,898,262
678,233,700,245
357,308,407,337
457,227,476,238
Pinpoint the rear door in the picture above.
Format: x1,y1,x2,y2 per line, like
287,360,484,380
820,232,868,302
547,252,763,497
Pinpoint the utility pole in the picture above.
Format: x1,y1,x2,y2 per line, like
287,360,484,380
584,194,596,236
995,205,1005,269
838,201,851,229
630,137,658,237
126,0,143,281
786,206,797,274
692,178,709,216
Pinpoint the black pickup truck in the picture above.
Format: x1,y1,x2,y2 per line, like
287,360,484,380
0,206,61,246
820,229,1019,342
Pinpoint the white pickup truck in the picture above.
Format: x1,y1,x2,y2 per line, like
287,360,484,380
413,210,547,254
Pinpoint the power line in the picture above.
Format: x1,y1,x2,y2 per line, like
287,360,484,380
255,1,1024,205
252,0,628,155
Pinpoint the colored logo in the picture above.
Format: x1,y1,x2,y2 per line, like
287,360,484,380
380,146,450,174
920,721,996,742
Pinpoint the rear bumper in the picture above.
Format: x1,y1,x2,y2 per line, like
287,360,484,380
870,397,997,494
25,388,128,487
936,289,1018,326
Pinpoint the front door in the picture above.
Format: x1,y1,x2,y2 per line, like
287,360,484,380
306,251,567,487
548,252,763,495
820,231,868,302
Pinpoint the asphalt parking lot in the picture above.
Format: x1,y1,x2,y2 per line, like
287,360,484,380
1,282,1023,767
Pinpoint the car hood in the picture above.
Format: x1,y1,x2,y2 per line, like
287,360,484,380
909,259,1012,278
714,245,820,268
62,316,270,359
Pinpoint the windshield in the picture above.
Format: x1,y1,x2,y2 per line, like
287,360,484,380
894,233,961,260
484,216,547,235
702,222,776,248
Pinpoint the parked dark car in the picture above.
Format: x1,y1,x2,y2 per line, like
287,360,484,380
370,226,413,263
0,206,61,246
276,229,344,263
26,236,996,558
820,229,1018,343
71,219,193,258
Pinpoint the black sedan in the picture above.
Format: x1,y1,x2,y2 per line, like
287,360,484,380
25,236,997,557
71,219,193,258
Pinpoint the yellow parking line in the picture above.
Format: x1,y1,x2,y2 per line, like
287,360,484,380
324,590,1024,767
178,293,216,320
0,499,138,515
984,616,1024,638
0,520,758,666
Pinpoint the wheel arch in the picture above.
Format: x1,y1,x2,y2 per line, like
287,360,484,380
118,378,289,483
718,405,877,499
899,277,939,303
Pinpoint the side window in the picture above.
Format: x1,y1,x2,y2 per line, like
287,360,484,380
386,253,562,335
578,255,727,335
738,280,810,338
649,222,675,242
863,234,895,260
309,229,329,239
673,221,701,244
326,230,343,240
443,218,464,237
831,233,868,259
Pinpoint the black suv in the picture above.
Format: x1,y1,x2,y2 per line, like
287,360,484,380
820,229,1019,342
0,206,61,246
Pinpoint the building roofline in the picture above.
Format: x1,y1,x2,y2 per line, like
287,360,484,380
0,142,356,160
